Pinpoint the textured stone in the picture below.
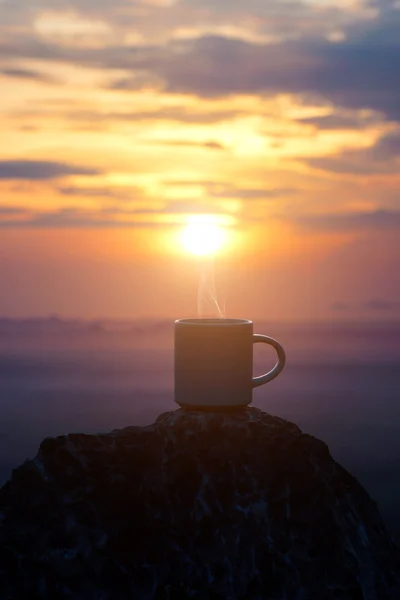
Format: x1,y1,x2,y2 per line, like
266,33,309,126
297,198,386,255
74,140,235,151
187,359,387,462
0,407,399,599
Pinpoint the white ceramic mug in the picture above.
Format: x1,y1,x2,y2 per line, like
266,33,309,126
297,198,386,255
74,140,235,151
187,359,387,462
174,318,285,408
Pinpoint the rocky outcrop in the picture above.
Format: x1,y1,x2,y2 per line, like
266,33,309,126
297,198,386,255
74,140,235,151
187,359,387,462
0,407,399,599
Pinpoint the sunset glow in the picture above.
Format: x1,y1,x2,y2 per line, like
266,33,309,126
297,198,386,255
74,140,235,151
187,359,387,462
0,0,398,320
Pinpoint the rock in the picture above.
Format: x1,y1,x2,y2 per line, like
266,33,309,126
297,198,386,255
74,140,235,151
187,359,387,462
0,407,399,599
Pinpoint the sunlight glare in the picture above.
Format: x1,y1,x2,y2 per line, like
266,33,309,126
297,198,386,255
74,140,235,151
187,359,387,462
181,215,227,256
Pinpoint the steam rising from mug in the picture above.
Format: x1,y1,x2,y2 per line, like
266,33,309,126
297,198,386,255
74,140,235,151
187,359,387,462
197,256,226,319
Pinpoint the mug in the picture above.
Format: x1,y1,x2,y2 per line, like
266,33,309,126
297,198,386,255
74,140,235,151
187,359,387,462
174,318,285,409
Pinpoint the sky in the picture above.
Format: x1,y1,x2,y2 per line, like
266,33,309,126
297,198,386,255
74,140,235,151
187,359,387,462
0,0,399,320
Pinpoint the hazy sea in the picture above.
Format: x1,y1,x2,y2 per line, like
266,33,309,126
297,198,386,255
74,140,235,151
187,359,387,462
0,319,399,539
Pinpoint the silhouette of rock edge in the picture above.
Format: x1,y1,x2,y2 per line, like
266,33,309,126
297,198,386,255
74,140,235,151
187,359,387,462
0,407,399,599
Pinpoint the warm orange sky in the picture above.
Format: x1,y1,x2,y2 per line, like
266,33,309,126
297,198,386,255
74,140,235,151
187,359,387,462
0,0,399,320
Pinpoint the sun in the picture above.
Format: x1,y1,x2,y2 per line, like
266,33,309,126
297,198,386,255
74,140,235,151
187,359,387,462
181,215,227,256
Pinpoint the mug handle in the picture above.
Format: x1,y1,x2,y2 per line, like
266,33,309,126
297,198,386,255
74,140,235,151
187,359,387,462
252,334,286,388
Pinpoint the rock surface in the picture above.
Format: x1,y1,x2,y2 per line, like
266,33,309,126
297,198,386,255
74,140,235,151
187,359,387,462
0,407,399,599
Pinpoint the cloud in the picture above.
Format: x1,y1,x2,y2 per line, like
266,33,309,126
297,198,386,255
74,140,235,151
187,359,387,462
1,2,399,122
0,160,102,181
209,185,297,199
0,202,232,228
305,154,386,175
161,181,297,199
372,132,400,160
292,209,400,232
107,74,162,92
152,33,400,121
0,208,158,229
0,0,357,42
151,140,226,150
57,107,247,126
305,131,400,174
296,113,378,131
0,0,136,29
0,68,56,83
0,206,26,215
162,179,223,187
11,203,398,233
57,186,138,201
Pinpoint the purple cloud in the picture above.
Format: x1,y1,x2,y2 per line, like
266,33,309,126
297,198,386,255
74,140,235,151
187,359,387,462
0,161,102,181
296,114,378,131
292,210,400,231
0,68,56,83
305,131,400,174
0,206,27,215
1,2,400,122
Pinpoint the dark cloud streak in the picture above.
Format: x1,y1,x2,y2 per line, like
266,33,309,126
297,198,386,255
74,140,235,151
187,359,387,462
292,209,400,232
0,206,27,215
57,186,137,201
0,161,102,181
0,68,56,83
149,140,226,150
210,186,297,199
296,114,378,131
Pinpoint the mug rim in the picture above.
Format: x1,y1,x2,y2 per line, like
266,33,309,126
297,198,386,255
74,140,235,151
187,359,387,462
175,318,252,326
